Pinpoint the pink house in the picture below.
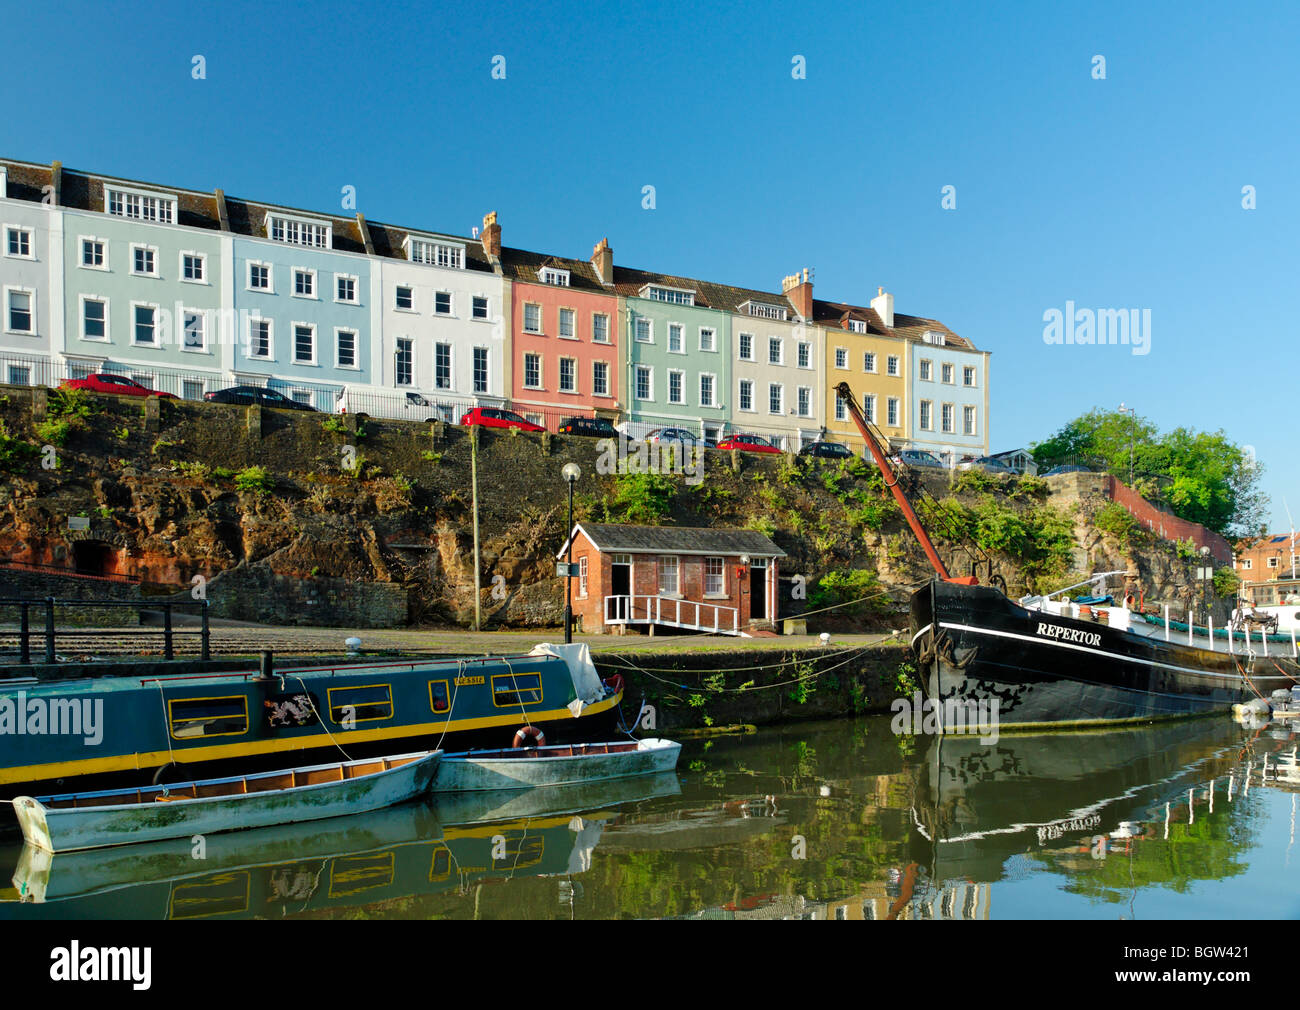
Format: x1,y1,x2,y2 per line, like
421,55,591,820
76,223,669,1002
499,234,620,429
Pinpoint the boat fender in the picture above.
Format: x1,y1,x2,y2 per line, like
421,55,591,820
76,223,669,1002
513,725,546,749
1124,594,1137,610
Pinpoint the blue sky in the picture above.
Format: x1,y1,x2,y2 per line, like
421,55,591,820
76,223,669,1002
8,0,1297,530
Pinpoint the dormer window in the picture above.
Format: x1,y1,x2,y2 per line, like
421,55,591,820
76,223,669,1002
266,212,331,249
406,237,464,269
848,319,867,334
105,185,176,225
642,284,695,306
923,330,947,345
540,267,570,287
741,300,788,321
0,167,7,199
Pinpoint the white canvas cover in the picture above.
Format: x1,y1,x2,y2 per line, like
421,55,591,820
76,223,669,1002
529,642,605,716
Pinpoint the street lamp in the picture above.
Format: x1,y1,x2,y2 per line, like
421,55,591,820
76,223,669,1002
562,462,581,644
1199,545,1213,623
1117,403,1136,485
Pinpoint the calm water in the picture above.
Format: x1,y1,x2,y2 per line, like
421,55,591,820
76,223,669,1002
2,715,1297,920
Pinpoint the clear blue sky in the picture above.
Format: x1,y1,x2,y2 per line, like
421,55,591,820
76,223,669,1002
9,0,1297,531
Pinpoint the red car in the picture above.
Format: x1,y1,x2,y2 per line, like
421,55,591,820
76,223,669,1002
459,406,545,432
717,433,781,454
60,374,177,399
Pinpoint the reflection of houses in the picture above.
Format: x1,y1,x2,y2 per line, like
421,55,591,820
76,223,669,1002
559,523,785,636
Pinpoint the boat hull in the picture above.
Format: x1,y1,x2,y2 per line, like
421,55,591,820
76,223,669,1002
910,581,1293,728
13,751,442,853
433,739,681,792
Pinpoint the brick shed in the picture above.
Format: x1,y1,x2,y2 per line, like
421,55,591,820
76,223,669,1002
557,523,786,636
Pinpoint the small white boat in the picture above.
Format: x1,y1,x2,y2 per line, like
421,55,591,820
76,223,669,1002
433,738,680,793
12,750,442,854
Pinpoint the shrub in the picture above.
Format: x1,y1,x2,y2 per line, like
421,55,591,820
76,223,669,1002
808,568,891,619
321,415,348,435
34,417,70,446
0,419,37,472
47,387,92,420
608,472,674,523
234,465,274,496
1093,501,1141,545
1213,566,1241,599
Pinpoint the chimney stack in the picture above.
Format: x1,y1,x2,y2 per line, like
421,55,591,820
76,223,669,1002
871,286,894,328
481,211,501,258
782,267,814,320
592,237,613,286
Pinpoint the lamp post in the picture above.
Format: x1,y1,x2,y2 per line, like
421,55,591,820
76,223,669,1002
1199,545,1213,623
562,462,581,644
1118,402,1136,485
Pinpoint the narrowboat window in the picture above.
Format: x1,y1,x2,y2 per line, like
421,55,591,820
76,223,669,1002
168,696,249,739
429,679,450,714
491,834,544,870
429,846,451,882
327,852,396,899
491,671,543,707
326,684,394,724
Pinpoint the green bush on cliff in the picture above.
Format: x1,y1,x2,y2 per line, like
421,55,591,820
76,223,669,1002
34,417,70,446
808,568,890,619
234,465,274,496
47,387,92,420
1093,501,1142,545
607,471,674,524
0,419,37,472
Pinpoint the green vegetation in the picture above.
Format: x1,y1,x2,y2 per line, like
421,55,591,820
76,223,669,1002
34,417,71,446
212,466,235,479
47,387,92,421
174,460,211,480
809,568,891,620
321,415,348,435
234,465,274,496
1093,500,1142,545
0,419,37,472
605,471,674,524
421,450,442,464
1213,566,1241,599
1033,408,1266,536
924,497,1077,584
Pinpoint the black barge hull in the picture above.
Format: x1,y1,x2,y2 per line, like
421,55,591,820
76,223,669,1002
909,581,1292,728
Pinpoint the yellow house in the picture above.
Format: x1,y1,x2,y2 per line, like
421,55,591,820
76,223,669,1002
816,298,910,453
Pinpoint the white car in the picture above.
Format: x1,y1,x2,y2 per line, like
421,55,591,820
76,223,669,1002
335,387,459,423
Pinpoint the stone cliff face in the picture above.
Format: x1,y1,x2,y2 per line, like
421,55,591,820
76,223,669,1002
0,387,1217,628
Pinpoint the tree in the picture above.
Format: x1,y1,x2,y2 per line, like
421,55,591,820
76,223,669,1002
1032,409,1267,538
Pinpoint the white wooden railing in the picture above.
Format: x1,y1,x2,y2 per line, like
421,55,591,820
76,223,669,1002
603,595,740,635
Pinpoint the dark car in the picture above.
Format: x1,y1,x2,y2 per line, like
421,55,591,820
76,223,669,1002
958,455,1017,475
60,373,177,399
644,426,698,447
557,416,619,438
204,385,317,411
799,441,854,460
717,433,781,454
460,406,546,432
1042,464,1092,476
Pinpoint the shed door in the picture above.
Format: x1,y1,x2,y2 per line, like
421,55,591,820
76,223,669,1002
750,558,768,622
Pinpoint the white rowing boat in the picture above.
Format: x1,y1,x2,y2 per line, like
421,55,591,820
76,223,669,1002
433,738,680,793
12,750,442,853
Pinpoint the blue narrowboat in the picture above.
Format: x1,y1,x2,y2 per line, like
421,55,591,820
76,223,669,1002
0,643,624,794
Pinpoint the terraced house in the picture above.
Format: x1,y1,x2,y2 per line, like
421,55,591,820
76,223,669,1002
819,289,910,453
899,308,989,464
613,266,733,444
0,163,55,384
724,269,822,451
500,224,620,428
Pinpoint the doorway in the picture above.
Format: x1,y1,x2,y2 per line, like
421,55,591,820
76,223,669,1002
609,553,632,621
72,540,115,577
749,559,768,623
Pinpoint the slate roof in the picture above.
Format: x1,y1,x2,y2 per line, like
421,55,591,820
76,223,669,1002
611,264,797,317
500,246,610,292
562,523,785,558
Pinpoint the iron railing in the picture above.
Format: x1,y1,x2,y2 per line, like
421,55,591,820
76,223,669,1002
0,597,210,663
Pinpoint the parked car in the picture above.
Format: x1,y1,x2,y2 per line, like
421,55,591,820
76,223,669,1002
60,374,177,399
717,433,781,454
460,407,546,432
644,427,698,447
958,456,1017,475
888,449,946,469
557,416,619,438
335,387,449,422
1042,464,1092,476
799,441,854,460
205,385,317,411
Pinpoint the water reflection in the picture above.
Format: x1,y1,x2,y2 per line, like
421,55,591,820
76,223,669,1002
1,715,1296,919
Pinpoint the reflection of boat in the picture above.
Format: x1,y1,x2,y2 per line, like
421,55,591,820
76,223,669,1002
2,772,681,918
910,718,1247,883
14,751,442,853
434,739,680,792
0,643,622,794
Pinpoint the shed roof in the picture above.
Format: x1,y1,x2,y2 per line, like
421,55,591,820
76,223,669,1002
560,523,785,559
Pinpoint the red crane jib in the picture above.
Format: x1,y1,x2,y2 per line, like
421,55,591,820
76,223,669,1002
832,381,977,586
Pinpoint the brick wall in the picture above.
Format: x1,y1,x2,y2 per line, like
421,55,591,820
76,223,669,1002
1105,476,1232,564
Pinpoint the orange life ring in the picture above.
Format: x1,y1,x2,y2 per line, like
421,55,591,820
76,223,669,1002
512,725,546,749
